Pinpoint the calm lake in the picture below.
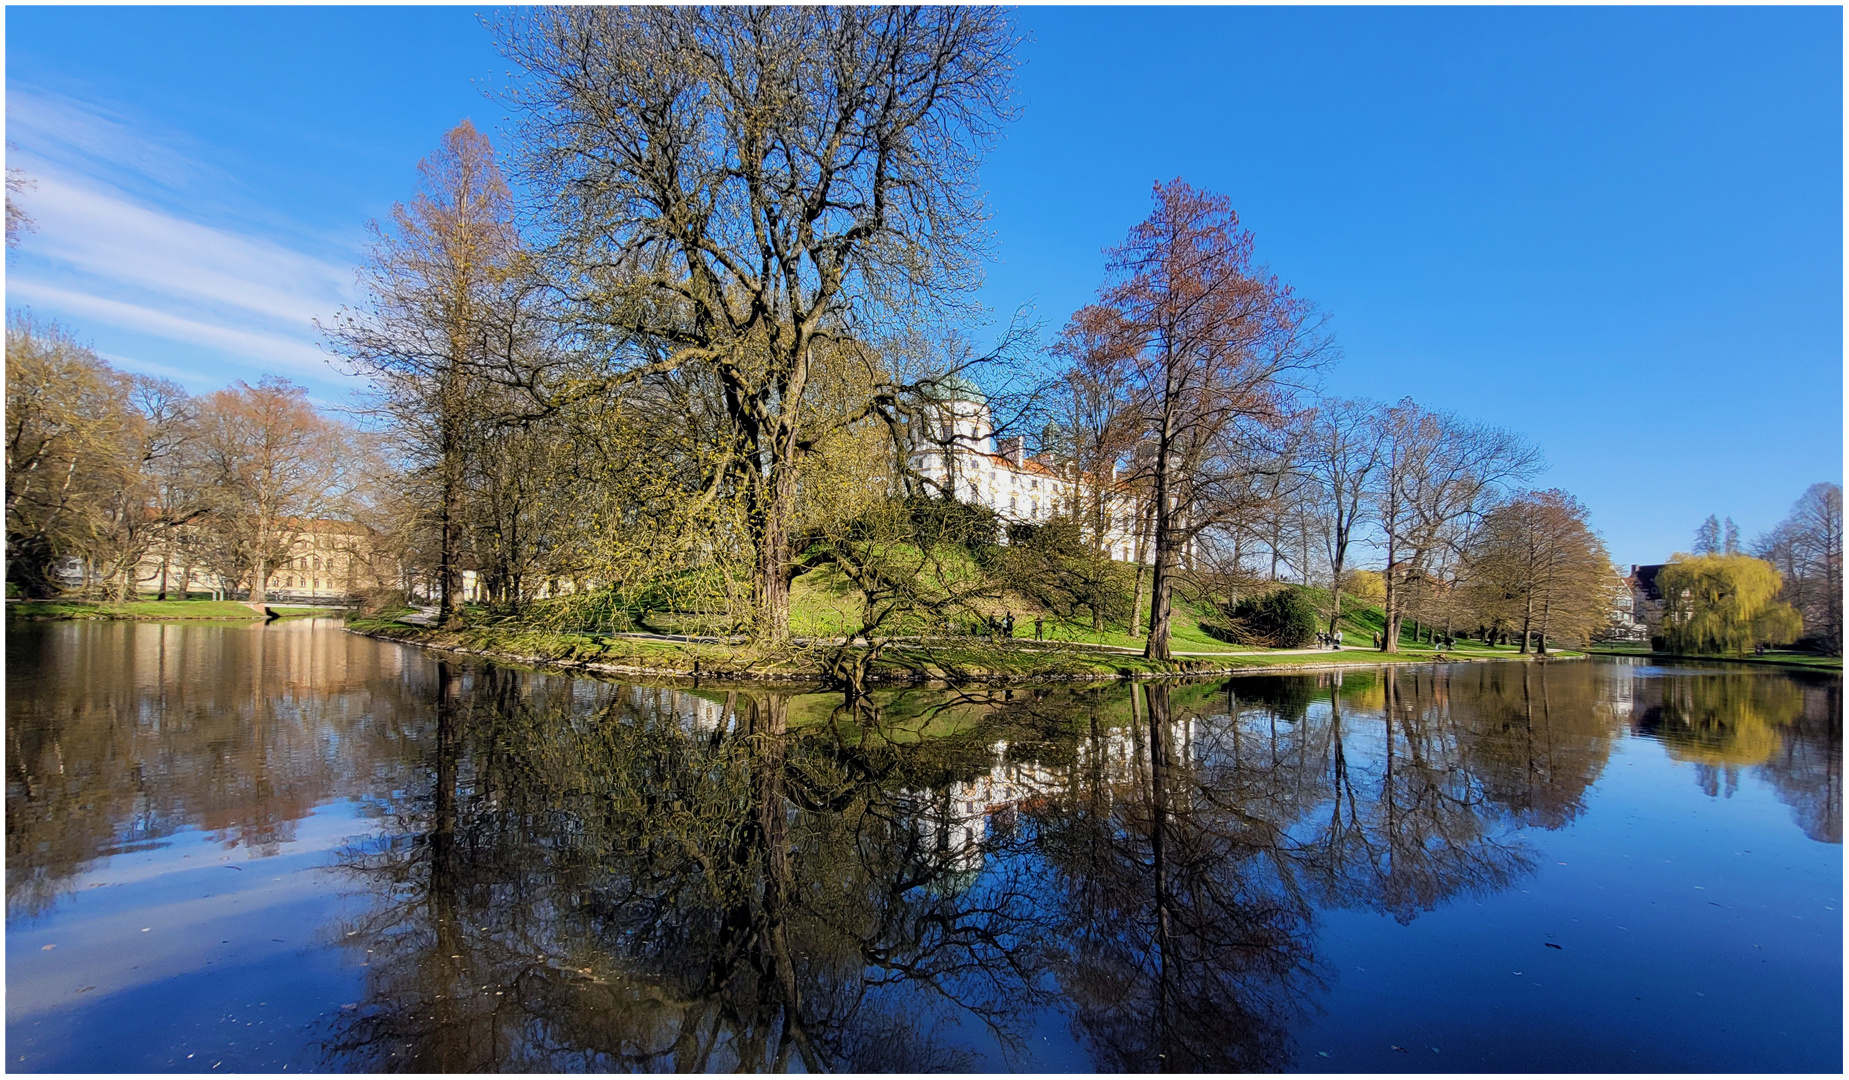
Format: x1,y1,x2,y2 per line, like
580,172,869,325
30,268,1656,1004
6,618,1841,1072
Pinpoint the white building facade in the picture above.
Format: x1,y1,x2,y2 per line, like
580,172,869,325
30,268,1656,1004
910,377,1153,563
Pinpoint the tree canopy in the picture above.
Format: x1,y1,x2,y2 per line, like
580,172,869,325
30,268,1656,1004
1656,553,1801,655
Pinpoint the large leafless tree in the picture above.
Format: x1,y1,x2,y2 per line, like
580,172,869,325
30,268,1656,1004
497,6,1017,642
324,120,547,625
1371,398,1539,653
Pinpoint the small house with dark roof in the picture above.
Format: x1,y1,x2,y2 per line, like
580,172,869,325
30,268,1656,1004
1626,563,1668,631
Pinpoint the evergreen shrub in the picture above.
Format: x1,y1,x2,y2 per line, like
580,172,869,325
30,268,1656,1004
1228,588,1318,649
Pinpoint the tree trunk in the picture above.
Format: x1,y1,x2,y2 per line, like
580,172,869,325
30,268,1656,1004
1130,561,1146,637
438,470,462,623
1379,553,1401,653
1519,591,1535,654
753,455,796,644
1130,497,1154,636
1144,432,1175,662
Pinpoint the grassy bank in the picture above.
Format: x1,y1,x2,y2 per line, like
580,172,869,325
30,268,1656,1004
1584,645,1842,672
8,599,330,621
347,612,1562,686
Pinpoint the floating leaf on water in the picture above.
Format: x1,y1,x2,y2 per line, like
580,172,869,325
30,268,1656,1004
1544,942,1563,950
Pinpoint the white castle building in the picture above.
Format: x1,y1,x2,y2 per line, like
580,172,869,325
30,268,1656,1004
910,376,1155,564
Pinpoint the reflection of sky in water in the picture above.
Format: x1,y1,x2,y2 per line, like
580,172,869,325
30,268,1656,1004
1298,732,1839,1072
7,803,382,1070
5,622,1840,1073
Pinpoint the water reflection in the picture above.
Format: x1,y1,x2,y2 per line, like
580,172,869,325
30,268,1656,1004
1630,666,1843,840
318,664,1053,1071
6,622,1840,1072
5,619,424,918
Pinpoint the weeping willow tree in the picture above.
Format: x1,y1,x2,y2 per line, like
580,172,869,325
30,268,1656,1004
1656,553,1802,655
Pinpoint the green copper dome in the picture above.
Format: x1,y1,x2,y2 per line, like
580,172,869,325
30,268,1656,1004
917,374,987,405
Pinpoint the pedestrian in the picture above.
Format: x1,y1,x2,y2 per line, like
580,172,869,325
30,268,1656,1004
1004,612,1015,638
1333,629,1342,651
1373,632,1381,649
1035,615,1044,641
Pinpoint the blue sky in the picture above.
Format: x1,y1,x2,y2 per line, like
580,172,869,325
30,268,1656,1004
6,5,1841,566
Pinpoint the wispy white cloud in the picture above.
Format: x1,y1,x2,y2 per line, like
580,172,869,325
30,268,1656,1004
10,280,339,379
94,351,226,391
21,170,356,327
4,83,364,392
5,84,221,195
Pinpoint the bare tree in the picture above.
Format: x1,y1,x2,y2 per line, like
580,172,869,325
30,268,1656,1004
1463,489,1615,653
1051,310,1141,557
195,377,349,603
497,6,1017,642
325,120,545,626
5,314,134,595
6,149,34,250
87,376,209,600
1371,398,1539,653
1755,482,1844,653
1298,398,1384,635
1083,181,1322,660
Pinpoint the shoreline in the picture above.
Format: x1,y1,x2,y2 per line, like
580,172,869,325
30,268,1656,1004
5,599,334,622
1582,647,1842,673
346,618,1574,688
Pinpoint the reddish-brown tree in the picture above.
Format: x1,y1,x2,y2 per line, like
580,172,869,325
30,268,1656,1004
1088,181,1321,661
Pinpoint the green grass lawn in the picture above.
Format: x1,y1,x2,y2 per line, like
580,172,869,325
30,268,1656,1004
349,605,1559,687
9,598,268,620
445,557,1583,673
9,598,342,621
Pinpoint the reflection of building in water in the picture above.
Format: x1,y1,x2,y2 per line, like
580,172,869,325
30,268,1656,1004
916,743,1068,878
912,720,1203,880
625,685,736,736
1599,669,1635,720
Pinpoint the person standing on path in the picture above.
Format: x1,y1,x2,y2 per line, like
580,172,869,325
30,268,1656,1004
1004,612,1015,639
1034,615,1043,641
1333,629,1342,651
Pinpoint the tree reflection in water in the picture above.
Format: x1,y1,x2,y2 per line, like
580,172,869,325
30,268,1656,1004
1633,667,1843,838
306,657,1840,1071
10,625,1837,1071
1027,681,1321,1071
4,619,426,918
318,664,1052,1071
